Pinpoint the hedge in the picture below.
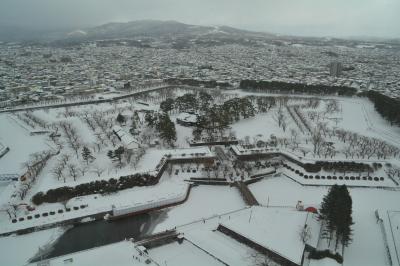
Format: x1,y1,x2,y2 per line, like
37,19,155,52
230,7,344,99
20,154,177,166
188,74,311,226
32,173,158,205
240,80,357,96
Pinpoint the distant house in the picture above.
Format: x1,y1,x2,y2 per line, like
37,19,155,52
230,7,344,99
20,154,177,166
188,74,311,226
112,126,140,150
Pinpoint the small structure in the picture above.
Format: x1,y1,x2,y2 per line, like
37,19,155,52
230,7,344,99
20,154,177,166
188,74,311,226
296,200,304,211
112,125,140,150
305,207,318,214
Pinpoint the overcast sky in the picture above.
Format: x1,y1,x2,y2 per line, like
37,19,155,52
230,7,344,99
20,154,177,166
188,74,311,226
0,0,399,38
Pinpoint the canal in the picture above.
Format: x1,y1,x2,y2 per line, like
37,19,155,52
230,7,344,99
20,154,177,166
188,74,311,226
30,212,162,262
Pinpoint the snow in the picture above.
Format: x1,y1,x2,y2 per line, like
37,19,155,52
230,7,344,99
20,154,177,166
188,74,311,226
220,206,320,265
110,181,189,216
309,258,341,266
149,240,225,266
27,240,158,266
175,112,198,123
0,227,65,266
153,185,246,233
0,115,52,174
174,122,193,147
184,228,268,266
338,98,400,147
231,112,290,140
376,209,400,266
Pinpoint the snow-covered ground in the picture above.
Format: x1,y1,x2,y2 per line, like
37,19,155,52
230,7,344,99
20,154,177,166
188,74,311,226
376,209,400,266
149,240,225,266
25,238,158,266
231,112,291,139
0,115,53,174
153,185,246,233
0,227,65,266
249,175,400,266
1,88,400,266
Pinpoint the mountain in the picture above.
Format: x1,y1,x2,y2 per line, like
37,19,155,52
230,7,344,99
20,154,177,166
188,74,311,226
62,20,274,41
83,20,211,39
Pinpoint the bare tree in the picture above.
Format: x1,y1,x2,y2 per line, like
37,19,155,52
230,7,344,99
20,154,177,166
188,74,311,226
273,106,287,132
92,164,105,177
67,163,78,181
248,251,276,266
52,165,64,181
78,165,88,176
311,129,324,156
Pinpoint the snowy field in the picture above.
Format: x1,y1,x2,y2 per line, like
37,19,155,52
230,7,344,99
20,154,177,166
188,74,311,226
0,115,53,174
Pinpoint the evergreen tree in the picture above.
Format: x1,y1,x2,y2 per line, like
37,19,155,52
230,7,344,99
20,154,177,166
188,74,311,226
81,146,92,165
133,111,140,125
157,113,177,146
319,184,339,244
335,185,353,248
319,184,353,251
129,120,136,135
145,111,157,127
107,150,114,160
114,146,125,164
175,93,197,112
199,91,212,110
116,113,126,124
160,98,175,113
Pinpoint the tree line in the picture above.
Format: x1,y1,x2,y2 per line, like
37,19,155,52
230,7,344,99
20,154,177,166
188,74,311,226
165,78,231,88
32,173,158,205
240,80,357,96
359,90,400,126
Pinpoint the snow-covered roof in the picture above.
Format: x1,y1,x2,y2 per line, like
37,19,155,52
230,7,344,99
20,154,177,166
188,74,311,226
220,206,320,265
112,125,140,149
176,112,198,123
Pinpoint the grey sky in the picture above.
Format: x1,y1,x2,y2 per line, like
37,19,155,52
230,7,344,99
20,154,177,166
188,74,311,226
0,0,399,38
